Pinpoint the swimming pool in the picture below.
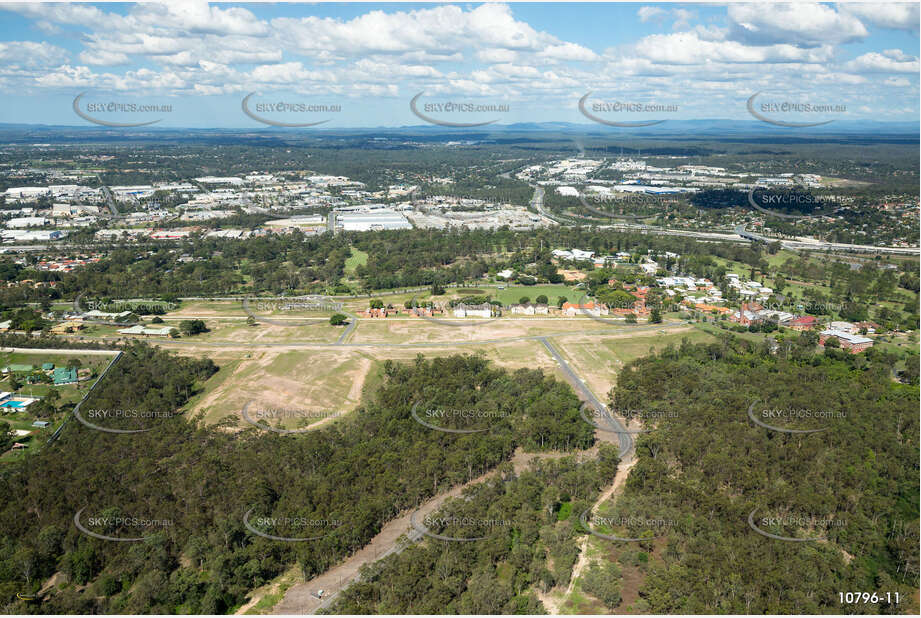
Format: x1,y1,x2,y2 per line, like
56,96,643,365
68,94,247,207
0,400,25,408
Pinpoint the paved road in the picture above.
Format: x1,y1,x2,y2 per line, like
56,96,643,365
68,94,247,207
529,184,562,224
733,224,919,255
335,310,360,345
100,186,119,217
524,186,916,255
538,337,633,462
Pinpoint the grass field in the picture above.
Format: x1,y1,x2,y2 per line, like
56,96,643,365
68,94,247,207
551,326,713,404
348,316,631,344
344,247,369,275
494,284,579,305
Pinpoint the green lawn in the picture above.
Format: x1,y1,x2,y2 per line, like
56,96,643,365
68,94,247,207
494,284,579,305
344,247,369,275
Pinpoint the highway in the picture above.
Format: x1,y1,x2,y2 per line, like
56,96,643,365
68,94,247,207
100,185,119,217
522,182,918,256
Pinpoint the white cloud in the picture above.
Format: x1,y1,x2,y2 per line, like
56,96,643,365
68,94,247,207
538,43,598,62
78,49,130,66
728,3,868,46
840,3,920,32
477,48,518,64
847,51,921,73
638,7,666,22
634,32,835,64
0,41,69,68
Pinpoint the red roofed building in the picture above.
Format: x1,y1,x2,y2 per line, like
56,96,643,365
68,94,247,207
788,315,819,331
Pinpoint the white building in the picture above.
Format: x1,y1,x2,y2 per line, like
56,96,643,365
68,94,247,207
453,303,493,318
6,217,47,228
336,210,411,231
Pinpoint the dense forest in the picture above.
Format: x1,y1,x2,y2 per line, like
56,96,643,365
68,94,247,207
0,347,592,613
325,450,620,614
605,336,919,613
317,336,918,615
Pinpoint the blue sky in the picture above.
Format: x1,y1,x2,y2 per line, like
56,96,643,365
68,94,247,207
0,2,917,128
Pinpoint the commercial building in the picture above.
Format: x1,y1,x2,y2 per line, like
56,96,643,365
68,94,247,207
336,210,412,232
819,329,873,353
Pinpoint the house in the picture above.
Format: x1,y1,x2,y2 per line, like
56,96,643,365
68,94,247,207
787,315,819,331
0,320,10,331
2,364,34,374
496,269,515,279
117,325,174,337
562,302,609,317
52,367,78,385
819,329,873,353
534,303,550,315
510,303,535,315
552,249,594,262
453,303,493,318
408,306,439,317
357,307,396,318
83,310,132,321
32,420,49,428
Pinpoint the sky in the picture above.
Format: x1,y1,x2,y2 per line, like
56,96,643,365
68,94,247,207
0,1,918,128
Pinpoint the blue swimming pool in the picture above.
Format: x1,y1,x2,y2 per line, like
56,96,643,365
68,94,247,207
0,400,25,408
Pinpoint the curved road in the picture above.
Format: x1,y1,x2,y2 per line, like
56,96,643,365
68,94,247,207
538,337,633,462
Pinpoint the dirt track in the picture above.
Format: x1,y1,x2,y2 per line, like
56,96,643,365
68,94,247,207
270,449,587,614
